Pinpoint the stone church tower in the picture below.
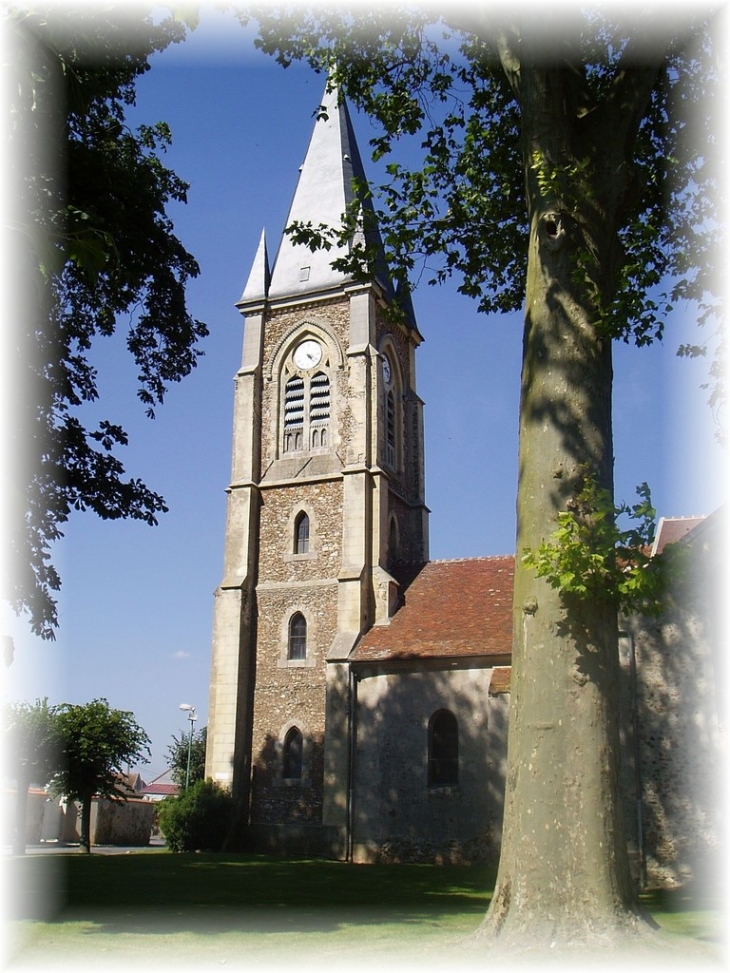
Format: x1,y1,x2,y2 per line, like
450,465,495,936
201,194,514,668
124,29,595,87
205,81,428,854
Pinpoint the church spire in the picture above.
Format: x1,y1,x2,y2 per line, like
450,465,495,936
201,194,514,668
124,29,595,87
268,78,392,301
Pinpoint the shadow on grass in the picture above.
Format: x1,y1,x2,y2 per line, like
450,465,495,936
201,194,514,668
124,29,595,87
7,851,724,973
639,886,726,946
7,851,494,940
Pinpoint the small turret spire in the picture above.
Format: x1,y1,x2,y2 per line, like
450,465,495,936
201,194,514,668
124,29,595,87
238,228,270,306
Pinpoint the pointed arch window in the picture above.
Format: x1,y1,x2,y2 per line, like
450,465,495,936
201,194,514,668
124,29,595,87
283,727,303,780
294,512,310,554
288,613,307,661
428,710,459,787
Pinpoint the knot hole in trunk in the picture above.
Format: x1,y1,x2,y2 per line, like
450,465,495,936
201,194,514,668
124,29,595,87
541,212,565,250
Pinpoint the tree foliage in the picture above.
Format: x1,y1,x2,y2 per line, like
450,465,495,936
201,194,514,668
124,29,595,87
3,697,61,854
522,477,684,616
166,725,207,788
3,697,60,787
52,697,150,852
5,5,207,639
246,4,723,363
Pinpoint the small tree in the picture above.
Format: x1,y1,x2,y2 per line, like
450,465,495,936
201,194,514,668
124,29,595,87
3,698,61,855
166,725,207,789
52,698,150,852
157,779,233,853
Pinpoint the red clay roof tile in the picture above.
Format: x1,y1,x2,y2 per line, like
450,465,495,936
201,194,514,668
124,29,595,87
352,556,514,662
488,667,512,695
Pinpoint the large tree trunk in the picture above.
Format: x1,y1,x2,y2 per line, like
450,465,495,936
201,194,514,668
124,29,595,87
477,218,642,949
476,53,656,953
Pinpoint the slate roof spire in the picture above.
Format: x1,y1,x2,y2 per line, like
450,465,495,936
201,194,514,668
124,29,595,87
266,77,393,301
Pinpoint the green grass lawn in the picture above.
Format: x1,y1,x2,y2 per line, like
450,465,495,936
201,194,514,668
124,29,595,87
4,850,724,970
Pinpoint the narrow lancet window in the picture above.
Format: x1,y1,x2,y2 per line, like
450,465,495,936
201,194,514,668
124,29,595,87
295,512,310,554
428,710,459,787
283,727,303,779
288,612,307,661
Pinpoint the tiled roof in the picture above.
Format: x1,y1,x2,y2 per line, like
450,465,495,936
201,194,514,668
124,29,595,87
142,783,179,797
489,667,512,695
141,769,179,797
351,556,514,662
652,516,706,555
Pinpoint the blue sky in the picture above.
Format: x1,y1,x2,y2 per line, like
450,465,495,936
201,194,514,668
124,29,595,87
4,7,726,778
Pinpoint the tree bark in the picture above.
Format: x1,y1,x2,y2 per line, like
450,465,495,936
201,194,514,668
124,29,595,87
476,52,658,952
79,794,92,853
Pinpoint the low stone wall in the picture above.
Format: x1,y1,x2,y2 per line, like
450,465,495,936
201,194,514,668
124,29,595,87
93,799,156,846
3,790,155,847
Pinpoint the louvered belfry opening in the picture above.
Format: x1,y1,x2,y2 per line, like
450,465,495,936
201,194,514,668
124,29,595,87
283,370,331,453
386,390,396,466
284,375,305,452
309,371,330,448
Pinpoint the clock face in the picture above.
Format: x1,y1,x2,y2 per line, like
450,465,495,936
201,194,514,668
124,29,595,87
382,355,392,385
293,339,322,370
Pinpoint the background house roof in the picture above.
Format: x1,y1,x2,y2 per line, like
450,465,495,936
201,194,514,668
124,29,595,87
651,516,706,555
141,769,179,799
352,556,514,662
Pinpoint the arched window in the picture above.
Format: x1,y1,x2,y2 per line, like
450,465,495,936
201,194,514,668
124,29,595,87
294,512,310,554
283,727,303,779
288,613,307,661
428,710,459,787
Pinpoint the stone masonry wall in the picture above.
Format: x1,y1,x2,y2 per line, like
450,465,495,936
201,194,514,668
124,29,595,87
621,522,724,890
351,665,509,864
245,288,427,848
249,298,351,830
258,480,344,583
250,478,341,829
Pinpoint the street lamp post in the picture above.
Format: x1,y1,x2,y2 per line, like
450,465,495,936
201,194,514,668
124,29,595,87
179,704,197,789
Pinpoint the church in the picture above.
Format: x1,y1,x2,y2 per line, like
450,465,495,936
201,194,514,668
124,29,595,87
204,81,723,887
